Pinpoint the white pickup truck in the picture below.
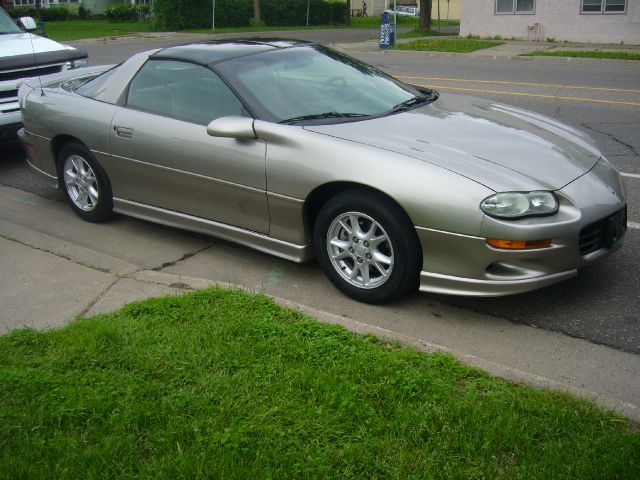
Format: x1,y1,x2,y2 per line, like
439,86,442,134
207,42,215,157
0,7,87,141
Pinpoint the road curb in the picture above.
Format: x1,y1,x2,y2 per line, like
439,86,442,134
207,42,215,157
110,269,640,421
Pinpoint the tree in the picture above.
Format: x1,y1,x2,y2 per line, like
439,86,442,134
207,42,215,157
253,0,261,23
419,0,432,30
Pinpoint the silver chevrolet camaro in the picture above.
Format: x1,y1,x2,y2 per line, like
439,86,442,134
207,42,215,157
18,39,627,303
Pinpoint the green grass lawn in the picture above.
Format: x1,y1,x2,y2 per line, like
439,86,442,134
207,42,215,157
397,28,454,39
43,18,460,42
351,16,459,29
1,287,638,478
184,24,356,34
523,49,640,60
44,20,156,42
183,16,423,34
395,38,504,53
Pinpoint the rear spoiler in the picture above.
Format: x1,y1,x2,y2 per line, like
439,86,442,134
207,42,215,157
21,64,115,90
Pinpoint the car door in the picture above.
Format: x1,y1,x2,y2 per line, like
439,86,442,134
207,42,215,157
109,58,269,234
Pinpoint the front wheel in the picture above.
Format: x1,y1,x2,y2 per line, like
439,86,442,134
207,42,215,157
58,141,113,223
313,190,421,304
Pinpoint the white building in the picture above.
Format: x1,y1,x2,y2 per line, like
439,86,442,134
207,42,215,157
460,0,640,44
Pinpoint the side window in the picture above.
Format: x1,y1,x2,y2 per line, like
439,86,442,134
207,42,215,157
496,0,535,14
126,59,244,125
581,0,627,13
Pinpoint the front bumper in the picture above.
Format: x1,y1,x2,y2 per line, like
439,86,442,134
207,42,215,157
17,128,59,187
417,159,627,296
0,116,22,141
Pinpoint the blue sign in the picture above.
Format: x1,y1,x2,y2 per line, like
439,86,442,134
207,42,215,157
379,12,392,49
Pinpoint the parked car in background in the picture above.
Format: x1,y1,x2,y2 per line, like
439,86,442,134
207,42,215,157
17,40,627,303
0,6,87,141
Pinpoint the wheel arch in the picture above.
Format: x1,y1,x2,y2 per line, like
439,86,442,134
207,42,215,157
51,135,112,190
303,181,420,248
51,135,86,186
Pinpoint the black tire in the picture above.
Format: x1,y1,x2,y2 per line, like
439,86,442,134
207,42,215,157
57,141,113,223
313,189,422,304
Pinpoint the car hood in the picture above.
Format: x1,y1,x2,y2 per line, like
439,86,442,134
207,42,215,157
0,32,75,57
304,93,602,192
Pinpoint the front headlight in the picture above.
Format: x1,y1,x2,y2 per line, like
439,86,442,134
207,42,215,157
480,191,558,219
65,58,88,70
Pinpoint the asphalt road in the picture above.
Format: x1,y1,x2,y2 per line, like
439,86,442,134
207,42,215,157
1,33,638,353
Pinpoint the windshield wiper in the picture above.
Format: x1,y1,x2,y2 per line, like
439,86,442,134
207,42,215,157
280,112,369,125
389,90,439,114
391,96,430,112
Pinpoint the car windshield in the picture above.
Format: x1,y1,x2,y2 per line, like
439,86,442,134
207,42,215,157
0,8,21,34
215,45,431,124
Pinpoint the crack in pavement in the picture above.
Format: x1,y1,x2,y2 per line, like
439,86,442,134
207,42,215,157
580,123,639,157
0,231,214,292
79,278,120,317
151,243,216,272
0,233,111,274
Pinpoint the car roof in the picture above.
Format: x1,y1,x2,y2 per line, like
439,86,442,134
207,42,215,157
151,39,314,66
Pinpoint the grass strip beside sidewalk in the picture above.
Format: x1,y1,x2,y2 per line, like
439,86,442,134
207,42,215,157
397,28,453,39
1,287,638,478
43,17,459,42
395,38,504,53
523,50,640,60
44,20,156,41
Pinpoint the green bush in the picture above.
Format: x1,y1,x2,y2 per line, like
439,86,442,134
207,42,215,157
104,4,152,23
43,6,71,21
6,5,95,21
154,0,349,31
104,4,138,23
5,7,35,20
77,6,91,20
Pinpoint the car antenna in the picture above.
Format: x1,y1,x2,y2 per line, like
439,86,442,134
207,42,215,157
26,18,45,96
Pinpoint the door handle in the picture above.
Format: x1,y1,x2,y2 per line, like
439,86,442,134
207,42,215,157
114,126,133,138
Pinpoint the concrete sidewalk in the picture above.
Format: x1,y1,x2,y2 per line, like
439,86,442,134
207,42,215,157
1,184,639,421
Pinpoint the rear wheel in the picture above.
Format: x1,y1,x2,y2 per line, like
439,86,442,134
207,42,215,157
58,141,113,223
313,190,421,304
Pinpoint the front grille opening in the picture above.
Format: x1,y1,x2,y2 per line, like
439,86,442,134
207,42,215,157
0,64,63,83
0,89,18,100
579,221,606,255
579,207,627,255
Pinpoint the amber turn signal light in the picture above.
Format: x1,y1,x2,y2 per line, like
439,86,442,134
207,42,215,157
486,238,552,250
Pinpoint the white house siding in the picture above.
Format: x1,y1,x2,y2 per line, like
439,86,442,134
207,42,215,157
460,0,640,44
433,0,461,20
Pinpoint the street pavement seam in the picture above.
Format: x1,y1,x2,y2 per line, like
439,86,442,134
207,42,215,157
79,277,120,317
0,232,111,274
149,242,217,272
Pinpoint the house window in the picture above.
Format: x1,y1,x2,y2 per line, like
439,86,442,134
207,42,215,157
496,0,535,14
12,0,37,6
581,0,627,13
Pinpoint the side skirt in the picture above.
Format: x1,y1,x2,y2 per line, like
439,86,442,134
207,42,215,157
113,198,313,263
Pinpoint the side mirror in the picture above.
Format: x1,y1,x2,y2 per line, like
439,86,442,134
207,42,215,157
207,116,256,140
18,17,37,32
